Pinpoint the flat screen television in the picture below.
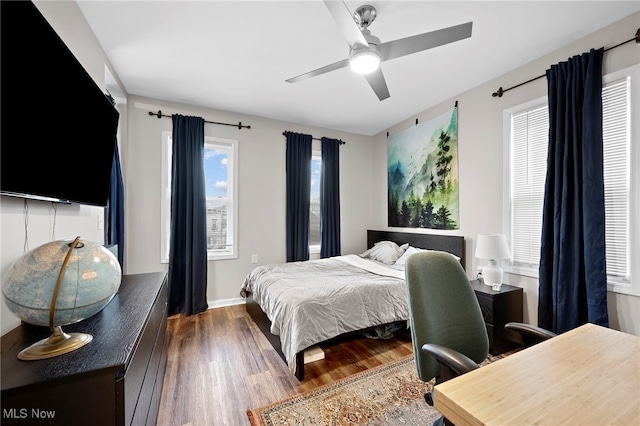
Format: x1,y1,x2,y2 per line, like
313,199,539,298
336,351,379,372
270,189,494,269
1,1,120,207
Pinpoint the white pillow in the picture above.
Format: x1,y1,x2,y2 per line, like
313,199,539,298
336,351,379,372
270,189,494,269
394,246,462,267
393,246,425,266
360,241,409,265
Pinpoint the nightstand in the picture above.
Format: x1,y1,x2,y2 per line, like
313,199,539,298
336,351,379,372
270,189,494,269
470,279,523,355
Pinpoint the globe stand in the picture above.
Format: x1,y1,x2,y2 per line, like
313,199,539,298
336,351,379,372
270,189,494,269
18,326,93,360
17,236,94,361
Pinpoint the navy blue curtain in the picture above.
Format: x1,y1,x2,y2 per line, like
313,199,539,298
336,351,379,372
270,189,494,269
105,143,124,266
538,48,608,334
104,93,124,268
286,132,312,262
167,114,208,316
320,137,341,258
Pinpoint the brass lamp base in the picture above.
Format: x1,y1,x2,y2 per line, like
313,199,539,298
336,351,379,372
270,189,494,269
18,326,92,361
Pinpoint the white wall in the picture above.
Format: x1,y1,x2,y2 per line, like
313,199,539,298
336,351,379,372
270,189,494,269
124,97,375,304
372,12,640,335
0,1,128,335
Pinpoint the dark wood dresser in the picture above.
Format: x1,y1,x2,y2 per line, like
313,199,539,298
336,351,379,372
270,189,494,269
1,272,168,426
470,279,524,355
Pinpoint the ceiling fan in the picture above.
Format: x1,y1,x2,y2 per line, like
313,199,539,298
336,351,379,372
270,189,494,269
286,1,473,101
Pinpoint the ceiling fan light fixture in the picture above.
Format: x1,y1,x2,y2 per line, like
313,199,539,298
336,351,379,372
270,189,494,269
349,48,380,74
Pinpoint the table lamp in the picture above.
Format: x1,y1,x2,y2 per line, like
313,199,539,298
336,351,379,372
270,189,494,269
475,234,511,286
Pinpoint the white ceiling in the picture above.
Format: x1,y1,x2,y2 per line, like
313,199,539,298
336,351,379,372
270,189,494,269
77,1,640,136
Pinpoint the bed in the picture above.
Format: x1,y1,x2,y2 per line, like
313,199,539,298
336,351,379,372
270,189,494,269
241,229,465,380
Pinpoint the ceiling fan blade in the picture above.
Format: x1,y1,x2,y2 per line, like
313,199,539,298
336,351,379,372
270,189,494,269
286,58,350,83
379,21,473,62
323,0,369,49
364,68,390,101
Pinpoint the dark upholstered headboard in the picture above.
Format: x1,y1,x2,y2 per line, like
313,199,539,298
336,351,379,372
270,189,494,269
367,230,466,270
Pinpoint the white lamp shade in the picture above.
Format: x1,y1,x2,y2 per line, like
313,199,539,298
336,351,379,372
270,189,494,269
475,234,510,286
475,234,511,260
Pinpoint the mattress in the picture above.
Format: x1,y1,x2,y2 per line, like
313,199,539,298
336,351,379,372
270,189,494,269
240,254,408,374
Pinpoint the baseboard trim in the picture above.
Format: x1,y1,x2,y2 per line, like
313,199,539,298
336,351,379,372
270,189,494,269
207,297,245,309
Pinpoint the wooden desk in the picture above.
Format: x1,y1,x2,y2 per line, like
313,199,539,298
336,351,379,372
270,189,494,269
433,323,640,425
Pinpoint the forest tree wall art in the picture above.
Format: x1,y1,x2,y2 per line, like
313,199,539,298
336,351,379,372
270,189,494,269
387,107,459,229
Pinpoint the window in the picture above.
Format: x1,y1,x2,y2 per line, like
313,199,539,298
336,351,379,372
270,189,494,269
602,74,630,285
504,65,639,296
507,101,548,270
203,138,237,259
309,152,321,253
161,132,238,262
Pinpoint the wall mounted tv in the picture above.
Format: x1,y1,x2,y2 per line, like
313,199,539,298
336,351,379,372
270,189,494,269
1,1,119,207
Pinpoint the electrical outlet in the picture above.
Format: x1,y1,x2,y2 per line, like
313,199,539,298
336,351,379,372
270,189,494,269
251,254,258,264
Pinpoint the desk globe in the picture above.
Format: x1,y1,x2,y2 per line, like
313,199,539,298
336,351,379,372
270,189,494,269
2,237,122,360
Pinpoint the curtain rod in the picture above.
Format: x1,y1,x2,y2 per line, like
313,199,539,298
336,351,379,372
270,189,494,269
491,28,640,98
148,110,251,129
282,131,346,145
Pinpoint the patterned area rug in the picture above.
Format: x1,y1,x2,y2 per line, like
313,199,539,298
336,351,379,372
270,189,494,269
247,355,441,426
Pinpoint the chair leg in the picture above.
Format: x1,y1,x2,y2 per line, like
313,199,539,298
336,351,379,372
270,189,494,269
432,415,456,426
425,390,434,406
432,415,445,426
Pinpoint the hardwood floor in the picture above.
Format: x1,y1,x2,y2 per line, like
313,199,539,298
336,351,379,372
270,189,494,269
156,304,414,426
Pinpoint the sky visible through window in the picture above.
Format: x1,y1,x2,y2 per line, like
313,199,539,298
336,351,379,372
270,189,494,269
311,157,321,200
204,148,227,198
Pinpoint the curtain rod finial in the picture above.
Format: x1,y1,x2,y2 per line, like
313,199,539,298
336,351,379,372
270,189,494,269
635,28,639,44
492,87,504,98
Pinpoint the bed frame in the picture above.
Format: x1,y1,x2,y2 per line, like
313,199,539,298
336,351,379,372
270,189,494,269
244,229,465,380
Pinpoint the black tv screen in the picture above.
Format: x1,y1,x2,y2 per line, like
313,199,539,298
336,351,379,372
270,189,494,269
1,1,119,207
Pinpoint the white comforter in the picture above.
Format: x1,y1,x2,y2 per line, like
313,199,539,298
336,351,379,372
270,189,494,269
240,254,408,374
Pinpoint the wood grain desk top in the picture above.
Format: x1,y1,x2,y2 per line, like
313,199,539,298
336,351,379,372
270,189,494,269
433,323,640,425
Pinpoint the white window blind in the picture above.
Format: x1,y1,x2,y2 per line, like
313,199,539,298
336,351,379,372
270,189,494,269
510,105,548,268
602,77,630,281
